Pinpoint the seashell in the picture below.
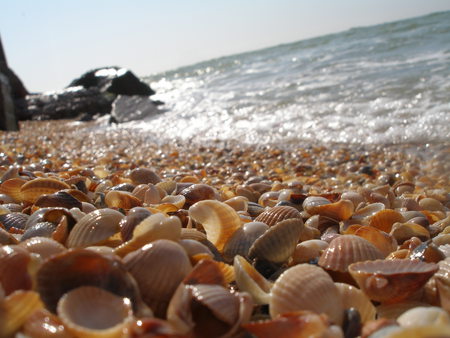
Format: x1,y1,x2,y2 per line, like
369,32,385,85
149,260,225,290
19,237,66,260
0,245,33,295
302,196,330,214
348,259,439,303
21,221,57,241
433,233,450,247
66,208,124,248
318,235,384,281
0,227,18,245
179,239,214,261
351,202,385,222
129,167,161,185
1,203,23,212
0,177,27,202
63,188,92,204
434,258,450,313
341,191,365,209
123,239,192,317
258,191,280,208
222,221,269,263
438,244,450,257
57,286,134,338
409,241,445,263
380,325,450,338
115,213,181,257
180,227,207,241
292,239,329,264
396,306,450,327
376,301,430,320
305,214,339,233
167,283,253,337
119,207,152,242
369,209,405,233
189,200,241,252
269,263,343,325
393,181,415,196
354,226,398,257
234,255,272,305
0,212,29,230
0,290,44,337
180,183,217,207
155,180,177,195
419,197,445,212
247,201,265,217
335,282,376,324
127,318,182,337
254,205,302,227
248,218,303,264
22,308,72,338
243,310,344,338
105,190,142,209
224,195,248,212
390,222,430,244
132,183,160,204
34,190,82,210
37,248,140,313
0,193,15,204
110,182,136,192
307,198,354,221
20,177,71,204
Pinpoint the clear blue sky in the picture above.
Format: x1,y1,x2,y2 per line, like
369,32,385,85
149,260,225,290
2,0,450,92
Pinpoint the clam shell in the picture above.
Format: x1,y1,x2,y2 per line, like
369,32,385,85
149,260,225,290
105,190,142,209
123,239,192,318
396,306,450,327
292,239,329,264
224,196,248,212
0,290,44,337
114,213,181,257
348,259,439,303
21,221,57,241
341,191,365,209
189,200,241,252
132,183,161,204
222,221,269,263
36,248,140,313
390,222,430,244
269,263,343,325
19,237,66,260
254,205,302,227
34,191,82,210
57,286,133,338
20,177,71,204
248,218,304,264
179,239,214,261
0,212,29,231
66,208,124,248
180,183,217,207
335,282,376,323
129,167,161,185
351,202,385,221
369,209,405,233
155,180,177,195
318,235,384,274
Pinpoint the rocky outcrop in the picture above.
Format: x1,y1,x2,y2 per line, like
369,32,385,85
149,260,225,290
110,95,160,123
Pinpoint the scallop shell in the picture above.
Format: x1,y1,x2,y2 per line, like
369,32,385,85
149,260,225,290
123,239,192,318
19,237,66,260
369,210,405,233
318,235,384,275
189,200,241,252
348,259,439,303
269,263,343,325
114,213,181,257
20,177,71,204
36,248,140,313
248,218,304,264
129,167,161,185
254,205,302,227
105,190,142,209
222,221,269,263
0,290,44,337
292,239,329,264
66,208,124,248
354,226,398,257
335,282,376,323
57,286,133,338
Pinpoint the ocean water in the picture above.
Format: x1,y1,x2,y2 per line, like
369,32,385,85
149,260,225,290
129,11,450,146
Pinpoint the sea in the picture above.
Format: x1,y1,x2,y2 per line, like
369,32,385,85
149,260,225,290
125,11,450,147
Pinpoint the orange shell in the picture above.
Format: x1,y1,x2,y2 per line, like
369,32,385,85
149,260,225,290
254,205,302,227
20,178,70,204
369,209,405,233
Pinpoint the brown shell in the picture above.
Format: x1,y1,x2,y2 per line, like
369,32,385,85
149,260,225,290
348,259,439,303
369,209,405,233
0,227,19,245
180,183,217,207
105,190,142,209
390,222,430,244
19,237,66,260
129,167,161,185
20,178,71,204
34,191,82,210
318,235,384,273
354,225,398,257
36,248,140,313
0,178,27,202
0,212,29,230
254,205,302,227
0,245,32,296
119,207,152,241
22,308,72,338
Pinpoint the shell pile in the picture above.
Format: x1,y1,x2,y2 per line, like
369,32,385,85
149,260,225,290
0,120,449,337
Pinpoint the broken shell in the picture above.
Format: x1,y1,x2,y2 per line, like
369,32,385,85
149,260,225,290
307,198,354,221
129,167,161,185
66,208,124,248
20,177,71,204
189,200,241,252
248,218,304,264
119,207,152,242
19,237,66,260
351,202,386,221
369,210,405,233
270,263,343,325
57,286,134,338
390,222,430,244
114,213,181,257
254,205,302,227
123,239,192,318
396,306,450,327
335,282,376,324
292,239,329,264
348,259,439,303
105,190,142,210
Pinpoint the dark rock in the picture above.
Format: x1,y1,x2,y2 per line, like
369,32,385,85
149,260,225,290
110,95,160,123
69,67,155,96
0,73,19,130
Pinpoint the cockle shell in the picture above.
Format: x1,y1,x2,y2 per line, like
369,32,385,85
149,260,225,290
57,286,134,338
369,209,405,233
180,183,217,207
269,263,343,325
129,167,161,185
434,258,450,313
396,306,450,327
34,190,82,210
0,178,27,202
36,248,140,313
22,308,72,338
0,212,29,231
20,177,71,204
123,239,192,318
390,222,430,244
0,290,44,337
21,221,57,241
348,259,439,303
335,282,376,323
254,205,302,226
66,208,124,248
114,213,181,257
354,226,398,257
19,237,66,260
189,200,241,252
292,239,329,264
248,218,304,264
119,207,152,242
0,245,32,295
105,190,142,209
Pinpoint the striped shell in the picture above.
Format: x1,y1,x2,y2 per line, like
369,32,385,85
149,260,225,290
369,209,405,233
335,282,376,323
20,177,70,204
254,205,302,227
19,236,66,260
354,226,398,257
105,190,142,209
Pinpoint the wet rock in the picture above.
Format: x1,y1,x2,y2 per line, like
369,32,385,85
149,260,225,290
110,95,160,123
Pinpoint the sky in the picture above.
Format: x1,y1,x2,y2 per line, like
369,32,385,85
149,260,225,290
2,0,450,92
